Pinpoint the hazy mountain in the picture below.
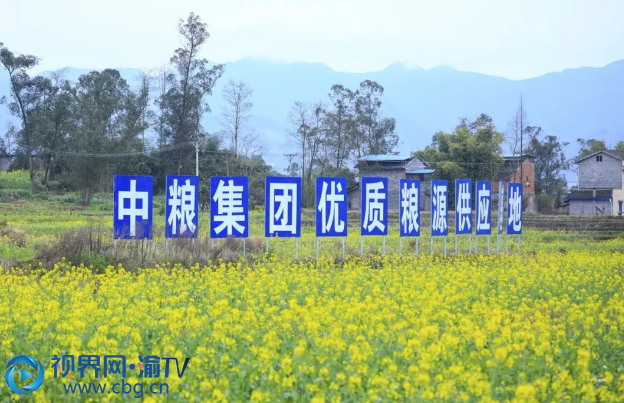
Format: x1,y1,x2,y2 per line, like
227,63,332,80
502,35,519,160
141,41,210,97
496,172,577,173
1,59,623,174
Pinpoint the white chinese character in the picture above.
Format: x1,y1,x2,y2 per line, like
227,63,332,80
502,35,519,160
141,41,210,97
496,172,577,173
118,179,149,237
168,179,197,235
457,182,471,231
318,180,345,234
269,183,298,234
432,184,447,232
213,179,245,236
401,182,419,233
363,181,386,232
508,186,522,231
477,184,491,231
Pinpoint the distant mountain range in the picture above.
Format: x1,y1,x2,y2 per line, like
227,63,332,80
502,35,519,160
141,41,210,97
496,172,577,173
1,58,623,176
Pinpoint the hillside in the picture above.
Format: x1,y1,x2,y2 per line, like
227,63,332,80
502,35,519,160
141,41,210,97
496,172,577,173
1,59,623,174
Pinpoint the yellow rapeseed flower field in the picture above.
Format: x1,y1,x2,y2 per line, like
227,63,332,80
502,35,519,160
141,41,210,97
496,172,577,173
1,249,624,402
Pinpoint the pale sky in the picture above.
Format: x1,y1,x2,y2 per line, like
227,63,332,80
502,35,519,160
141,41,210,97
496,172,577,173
1,0,623,79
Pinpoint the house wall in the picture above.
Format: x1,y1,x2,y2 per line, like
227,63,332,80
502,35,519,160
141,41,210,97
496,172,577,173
578,154,623,189
513,160,536,196
491,159,535,196
421,181,432,212
613,187,624,216
490,159,536,213
347,188,361,211
359,169,405,211
569,200,612,216
0,157,13,172
347,180,432,212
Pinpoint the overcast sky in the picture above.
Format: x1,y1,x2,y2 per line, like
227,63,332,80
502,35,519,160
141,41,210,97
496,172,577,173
1,0,623,79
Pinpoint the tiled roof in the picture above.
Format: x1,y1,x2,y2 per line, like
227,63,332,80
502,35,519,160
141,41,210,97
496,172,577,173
574,150,624,163
358,155,412,162
566,189,613,201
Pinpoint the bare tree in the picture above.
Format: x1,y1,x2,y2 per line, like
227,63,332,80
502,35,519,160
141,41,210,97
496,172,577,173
506,95,529,183
288,101,311,177
506,95,528,156
136,71,151,153
151,64,169,149
238,129,265,158
220,79,254,157
1,124,17,155
306,102,325,185
288,101,325,206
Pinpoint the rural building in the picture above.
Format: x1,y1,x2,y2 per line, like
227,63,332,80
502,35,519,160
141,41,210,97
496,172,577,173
492,154,536,212
347,155,434,211
0,155,14,172
568,150,624,216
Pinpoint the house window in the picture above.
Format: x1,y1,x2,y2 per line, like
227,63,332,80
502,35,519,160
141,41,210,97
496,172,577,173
596,155,603,162
619,201,623,214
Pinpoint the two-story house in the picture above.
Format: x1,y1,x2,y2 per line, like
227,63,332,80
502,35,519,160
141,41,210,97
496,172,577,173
568,150,624,216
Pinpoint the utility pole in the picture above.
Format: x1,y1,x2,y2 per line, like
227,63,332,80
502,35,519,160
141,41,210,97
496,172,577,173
195,142,199,177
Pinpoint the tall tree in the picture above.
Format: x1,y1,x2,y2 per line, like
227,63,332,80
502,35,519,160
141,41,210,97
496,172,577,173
152,64,169,149
68,69,146,204
220,80,254,157
290,101,325,206
615,141,624,152
576,138,607,158
306,102,325,182
160,13,224,174
416,114,504,204
33,73,76,184
288,101,313,206
0,43,41,194
506,95,530,190
353,80,398,157
506,95,528,157
325,85,355,170
525,127,569,195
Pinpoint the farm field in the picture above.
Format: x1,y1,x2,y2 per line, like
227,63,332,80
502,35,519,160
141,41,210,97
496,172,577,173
2,195,624,267
2,171,624,402
2,170,624,268
1,251,624,401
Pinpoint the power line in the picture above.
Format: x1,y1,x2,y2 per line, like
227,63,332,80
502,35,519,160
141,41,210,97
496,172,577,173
44,149,580,167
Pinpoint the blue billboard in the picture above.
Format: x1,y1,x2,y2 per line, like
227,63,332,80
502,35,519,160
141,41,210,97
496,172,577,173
455,179,472,235
507,182,523,235
211,176,249,238
265,176,301,237
431,179,449,236
475,181,492,236
165,175,199,238
399,179,420,237
316,177,347,237
360,177,388,236
113,175,153,239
